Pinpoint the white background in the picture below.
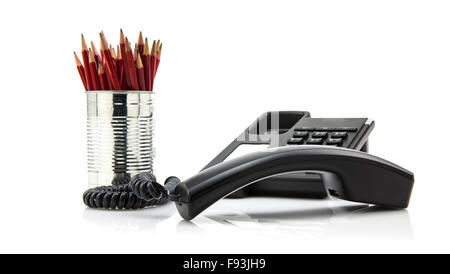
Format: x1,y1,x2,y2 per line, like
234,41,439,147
0,0,449,253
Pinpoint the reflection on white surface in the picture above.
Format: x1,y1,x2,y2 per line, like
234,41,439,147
83,202,176,231
197,197,414,239
83,197,413,239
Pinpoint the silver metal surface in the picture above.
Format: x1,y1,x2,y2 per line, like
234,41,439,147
86,91,155,188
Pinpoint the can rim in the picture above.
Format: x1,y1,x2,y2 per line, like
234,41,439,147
85,90,155,94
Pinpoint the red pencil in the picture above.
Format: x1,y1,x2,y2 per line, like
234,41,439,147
98,62,109,90
134,43,138,62
100,32,120,90
137,31,144,58
155,42,162,75
149,40,156,91
143,38,151,91
101,31,118,75
136,53,146,90
89,49,100,90
125,37,139,90
110,45,118,74
117,45,125,89
100,31,110,47
91,41,100,64
119,29,131,90
81,34,92,90
110,45,117,62
74,52,87,90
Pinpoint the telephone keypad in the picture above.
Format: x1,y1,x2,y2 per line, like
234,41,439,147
288,127,359,147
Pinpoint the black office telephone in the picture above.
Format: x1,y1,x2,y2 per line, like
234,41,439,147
83,111,414,221
172,111,414,220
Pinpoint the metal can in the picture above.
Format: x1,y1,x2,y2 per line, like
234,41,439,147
86,91,154,188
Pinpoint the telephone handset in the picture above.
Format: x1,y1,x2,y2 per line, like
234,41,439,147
173,145,414,220
171,111,414,220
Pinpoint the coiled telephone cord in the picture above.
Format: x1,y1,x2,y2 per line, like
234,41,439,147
83,172,180,209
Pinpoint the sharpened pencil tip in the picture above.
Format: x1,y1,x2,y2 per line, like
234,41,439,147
138,32,144,45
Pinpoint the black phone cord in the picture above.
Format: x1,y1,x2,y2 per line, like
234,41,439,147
83,172,181,210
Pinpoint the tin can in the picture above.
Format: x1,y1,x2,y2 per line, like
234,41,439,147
86,91,155,188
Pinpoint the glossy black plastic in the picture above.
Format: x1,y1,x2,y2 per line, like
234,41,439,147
174,146,414,220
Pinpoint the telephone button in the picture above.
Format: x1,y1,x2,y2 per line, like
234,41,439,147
293,131,309,138
306,138,323,144
330,132,348,139
326,138,343,145
287,138,304,144
312,132,328,138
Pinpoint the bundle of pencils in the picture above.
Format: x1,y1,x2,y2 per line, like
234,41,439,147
74,30,162,91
